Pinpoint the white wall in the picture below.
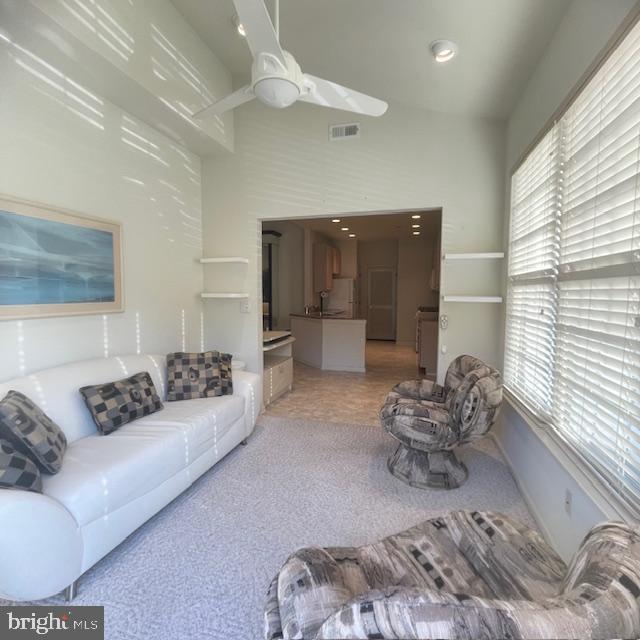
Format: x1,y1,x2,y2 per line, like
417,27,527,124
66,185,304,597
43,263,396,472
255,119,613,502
201,101,506,376
396,236,439,345
0,12,203,382
506,0,638,169
357,239,398,334
27,0,233,151
495,0,639,559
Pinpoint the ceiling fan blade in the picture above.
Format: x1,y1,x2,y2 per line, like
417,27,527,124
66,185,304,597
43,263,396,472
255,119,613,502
300,75,388,117
233,0,285,66
191,85,255,119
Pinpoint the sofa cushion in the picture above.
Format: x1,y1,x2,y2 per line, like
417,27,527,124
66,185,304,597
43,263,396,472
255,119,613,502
166,352,233,401
443,510,566,601
79,371,163,435
135,395,244,462
0,439,42,493
42,421,187,526
0,390,67,473
0,355,169,444
380,396,456,450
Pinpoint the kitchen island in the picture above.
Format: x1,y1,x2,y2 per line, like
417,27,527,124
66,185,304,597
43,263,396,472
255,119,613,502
290,313,367,372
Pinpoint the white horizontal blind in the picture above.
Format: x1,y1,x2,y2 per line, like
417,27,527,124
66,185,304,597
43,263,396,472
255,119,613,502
553,18,640,509
504,125,562,416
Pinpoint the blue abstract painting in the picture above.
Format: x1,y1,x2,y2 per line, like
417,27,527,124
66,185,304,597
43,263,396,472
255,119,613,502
0,209,116,305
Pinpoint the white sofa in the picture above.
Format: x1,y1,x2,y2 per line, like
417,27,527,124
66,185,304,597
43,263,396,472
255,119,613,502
0,354,261,602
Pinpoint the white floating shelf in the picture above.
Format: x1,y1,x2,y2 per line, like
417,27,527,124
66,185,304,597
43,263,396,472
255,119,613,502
201,292,249,299
443,252,505,260
442,296,503,303
200,257,249,264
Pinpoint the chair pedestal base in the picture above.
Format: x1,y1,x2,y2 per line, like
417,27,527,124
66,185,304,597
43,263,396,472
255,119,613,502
387,444,468,489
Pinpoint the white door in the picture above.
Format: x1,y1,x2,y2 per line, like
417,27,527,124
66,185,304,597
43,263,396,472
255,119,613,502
367,268,396,340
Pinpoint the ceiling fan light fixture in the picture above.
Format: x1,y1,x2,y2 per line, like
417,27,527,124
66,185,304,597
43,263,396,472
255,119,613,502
232,13,246,37
431,39,458,63
254,77,300,108
193,0,388,120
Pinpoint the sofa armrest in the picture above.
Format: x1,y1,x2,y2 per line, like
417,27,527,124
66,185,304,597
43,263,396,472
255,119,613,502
233,370,262,436
270,547,355,640
0,490,83,601
315,586,605,640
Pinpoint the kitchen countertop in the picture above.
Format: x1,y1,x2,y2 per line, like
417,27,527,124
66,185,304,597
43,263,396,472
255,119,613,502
290,313,366,321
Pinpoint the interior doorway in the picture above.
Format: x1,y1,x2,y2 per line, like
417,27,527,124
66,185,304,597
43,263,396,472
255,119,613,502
260,209,442,379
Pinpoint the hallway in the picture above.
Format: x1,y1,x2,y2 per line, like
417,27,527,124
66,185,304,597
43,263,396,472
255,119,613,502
264,341,422,426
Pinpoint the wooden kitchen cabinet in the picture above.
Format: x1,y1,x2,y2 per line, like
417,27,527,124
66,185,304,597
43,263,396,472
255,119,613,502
313,243,334,292
331,246,341,275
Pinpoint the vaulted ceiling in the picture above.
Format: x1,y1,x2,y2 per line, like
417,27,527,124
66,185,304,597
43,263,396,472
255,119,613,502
172,0,572,120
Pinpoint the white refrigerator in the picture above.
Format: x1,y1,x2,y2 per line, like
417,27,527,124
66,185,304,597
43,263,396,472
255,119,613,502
326,278,356,318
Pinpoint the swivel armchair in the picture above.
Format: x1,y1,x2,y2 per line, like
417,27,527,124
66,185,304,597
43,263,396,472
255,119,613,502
380,355,502,489
264,511,640,640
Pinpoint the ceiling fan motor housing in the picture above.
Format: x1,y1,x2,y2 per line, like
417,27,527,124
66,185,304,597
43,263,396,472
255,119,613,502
252,51,303,108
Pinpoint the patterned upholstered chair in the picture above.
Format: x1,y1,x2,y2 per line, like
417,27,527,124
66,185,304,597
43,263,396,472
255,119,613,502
264,511,640,640
380,355,502,489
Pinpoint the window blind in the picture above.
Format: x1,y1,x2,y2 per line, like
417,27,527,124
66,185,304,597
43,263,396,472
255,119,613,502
553,20,640,509
505,17,640,512
504,125,562,416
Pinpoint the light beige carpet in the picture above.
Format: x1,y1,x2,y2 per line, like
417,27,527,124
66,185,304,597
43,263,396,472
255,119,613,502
9,415,535,640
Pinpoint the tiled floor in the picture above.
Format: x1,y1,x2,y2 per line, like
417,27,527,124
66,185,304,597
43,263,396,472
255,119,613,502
265,340,423,426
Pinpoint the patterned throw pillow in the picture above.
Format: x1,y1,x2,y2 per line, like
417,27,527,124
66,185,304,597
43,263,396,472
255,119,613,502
0,390,67,474
0,439,42,493
220,353,233,396
80,371,163,435
166,352,233,401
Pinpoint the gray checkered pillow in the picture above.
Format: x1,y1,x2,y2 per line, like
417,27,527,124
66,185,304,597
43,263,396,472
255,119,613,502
0,439,42,492
80,371,163,435
0,390,67,474
166,352,233,401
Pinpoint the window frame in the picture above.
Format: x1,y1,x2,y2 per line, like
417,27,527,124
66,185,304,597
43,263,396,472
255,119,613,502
505,6,640,518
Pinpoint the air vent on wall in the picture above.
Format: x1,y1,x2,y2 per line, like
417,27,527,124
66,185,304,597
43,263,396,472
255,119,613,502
329,122,360,141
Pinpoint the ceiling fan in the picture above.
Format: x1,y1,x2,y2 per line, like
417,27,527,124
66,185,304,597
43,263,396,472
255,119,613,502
192,0,388,120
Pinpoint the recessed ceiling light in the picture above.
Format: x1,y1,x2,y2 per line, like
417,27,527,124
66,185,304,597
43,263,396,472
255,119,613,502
331,218,341,223
413,231,421,236
431,40,458,63
411,214,421,219
232,13,246,37
348,233,356,238
412,224,420,228
341,227,349,231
